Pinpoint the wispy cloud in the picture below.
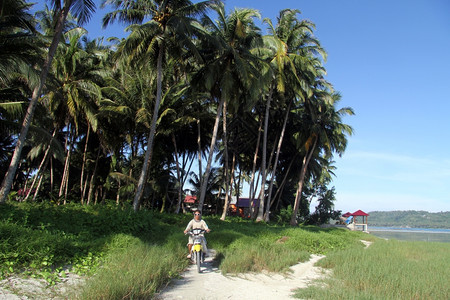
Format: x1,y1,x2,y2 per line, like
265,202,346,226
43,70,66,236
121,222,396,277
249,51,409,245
334,150,450,212
335,191,450,213
337,150,450,184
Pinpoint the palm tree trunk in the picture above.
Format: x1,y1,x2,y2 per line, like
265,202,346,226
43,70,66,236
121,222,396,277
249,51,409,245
197,96,225,212
80,124,90,204
248,116,262,217
82,174,89,205
50,157,53,193
197,119,202,188
220,100,230,220
270,153,297,210
256,85,273,221
32,155,50,201
116,180,121,205
133,45,164,211
221,152,236,220
59,124,70,197
87,147,101,205
24,130,56,201
290,137,317,226
0,3,71,203
59,135,73,201
264,102,291,221
173,134,183,214
235,166,241,204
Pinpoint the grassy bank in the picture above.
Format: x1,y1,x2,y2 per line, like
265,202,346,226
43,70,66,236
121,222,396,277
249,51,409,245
294,239,450,299
0,202,371,299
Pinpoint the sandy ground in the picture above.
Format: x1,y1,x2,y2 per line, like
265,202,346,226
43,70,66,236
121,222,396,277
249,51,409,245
0,273,85,300
155,249,327,300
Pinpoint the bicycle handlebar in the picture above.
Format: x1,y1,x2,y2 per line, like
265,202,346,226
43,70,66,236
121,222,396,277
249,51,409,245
186,229,208,235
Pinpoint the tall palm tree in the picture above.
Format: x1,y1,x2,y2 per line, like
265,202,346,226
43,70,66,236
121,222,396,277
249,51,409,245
290,91,353,225
258,9,326,221
42,27,103,202
0,0,96,203
0,0,44,183
194,3,264,215
102,0,216,211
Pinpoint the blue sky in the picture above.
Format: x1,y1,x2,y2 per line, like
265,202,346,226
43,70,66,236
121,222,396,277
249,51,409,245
34,0,450,212
224,0,450,213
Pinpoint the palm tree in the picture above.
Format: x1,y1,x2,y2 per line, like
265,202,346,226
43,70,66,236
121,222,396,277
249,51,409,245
194,3,264,215
290,91,353,225
42,27,103,202
0,0,96,203
102,0,216,211
0,0,43,86
0,0,44,187
258,9,326,221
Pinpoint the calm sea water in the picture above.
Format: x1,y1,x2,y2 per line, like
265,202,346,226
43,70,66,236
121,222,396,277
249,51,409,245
369,226,450,243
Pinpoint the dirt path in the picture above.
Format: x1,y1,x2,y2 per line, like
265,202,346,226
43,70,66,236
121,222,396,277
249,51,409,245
155,250,326,300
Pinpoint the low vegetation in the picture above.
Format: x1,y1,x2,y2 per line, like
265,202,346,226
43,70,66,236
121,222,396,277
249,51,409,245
4,202,448,299
1,202,370,298
294,239,450,299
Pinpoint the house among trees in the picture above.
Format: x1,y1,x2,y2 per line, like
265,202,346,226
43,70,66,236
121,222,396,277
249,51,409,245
183,195,197,211
229,197,260,218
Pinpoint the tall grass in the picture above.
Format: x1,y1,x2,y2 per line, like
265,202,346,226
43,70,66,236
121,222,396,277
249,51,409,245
294,239,450,299
0,202,375,299
205,217,373,274
76,235,188,299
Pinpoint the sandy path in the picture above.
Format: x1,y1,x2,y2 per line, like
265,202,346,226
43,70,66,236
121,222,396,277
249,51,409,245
156,250,326,300
0,273,84,299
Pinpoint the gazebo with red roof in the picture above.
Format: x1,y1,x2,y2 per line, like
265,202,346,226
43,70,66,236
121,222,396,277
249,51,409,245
351,210,369,231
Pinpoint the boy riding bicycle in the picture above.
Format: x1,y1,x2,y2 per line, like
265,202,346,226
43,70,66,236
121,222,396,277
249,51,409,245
184,210,210,258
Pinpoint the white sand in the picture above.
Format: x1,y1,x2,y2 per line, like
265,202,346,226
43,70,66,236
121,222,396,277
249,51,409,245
0,273,84,299
155,250,327,300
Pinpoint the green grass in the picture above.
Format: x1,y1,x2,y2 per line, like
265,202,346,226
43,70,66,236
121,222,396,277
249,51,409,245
294,239,450,299
76,235,189,299
0,202,375,299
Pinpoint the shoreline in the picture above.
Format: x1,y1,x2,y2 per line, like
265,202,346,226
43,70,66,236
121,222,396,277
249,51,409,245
369,226,450,234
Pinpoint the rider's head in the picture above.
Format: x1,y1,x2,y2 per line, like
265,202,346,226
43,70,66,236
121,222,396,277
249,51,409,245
194,210,201,220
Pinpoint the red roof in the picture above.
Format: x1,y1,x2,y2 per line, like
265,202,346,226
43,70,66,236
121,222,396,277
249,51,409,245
184,195,197,203
351,210,369,216
342,212,352,217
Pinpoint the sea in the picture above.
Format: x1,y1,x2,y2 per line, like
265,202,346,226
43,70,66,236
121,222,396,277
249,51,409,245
369,226,450,243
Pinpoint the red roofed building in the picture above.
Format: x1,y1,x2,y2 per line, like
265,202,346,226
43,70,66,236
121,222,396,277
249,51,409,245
350,210,369,232
184,195,197,204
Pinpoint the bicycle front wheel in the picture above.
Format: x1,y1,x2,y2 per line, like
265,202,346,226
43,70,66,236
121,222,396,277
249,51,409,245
196,251,201,273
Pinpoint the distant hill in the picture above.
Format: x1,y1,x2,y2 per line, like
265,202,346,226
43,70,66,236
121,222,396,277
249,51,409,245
367,211,450,229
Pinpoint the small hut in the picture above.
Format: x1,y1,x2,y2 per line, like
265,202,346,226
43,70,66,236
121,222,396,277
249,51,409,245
339,212,353,225
182,195,197,211
229,197,259,218
351,210,369,232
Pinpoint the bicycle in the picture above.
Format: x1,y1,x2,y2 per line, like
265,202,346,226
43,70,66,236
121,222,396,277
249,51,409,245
187,229,207,273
